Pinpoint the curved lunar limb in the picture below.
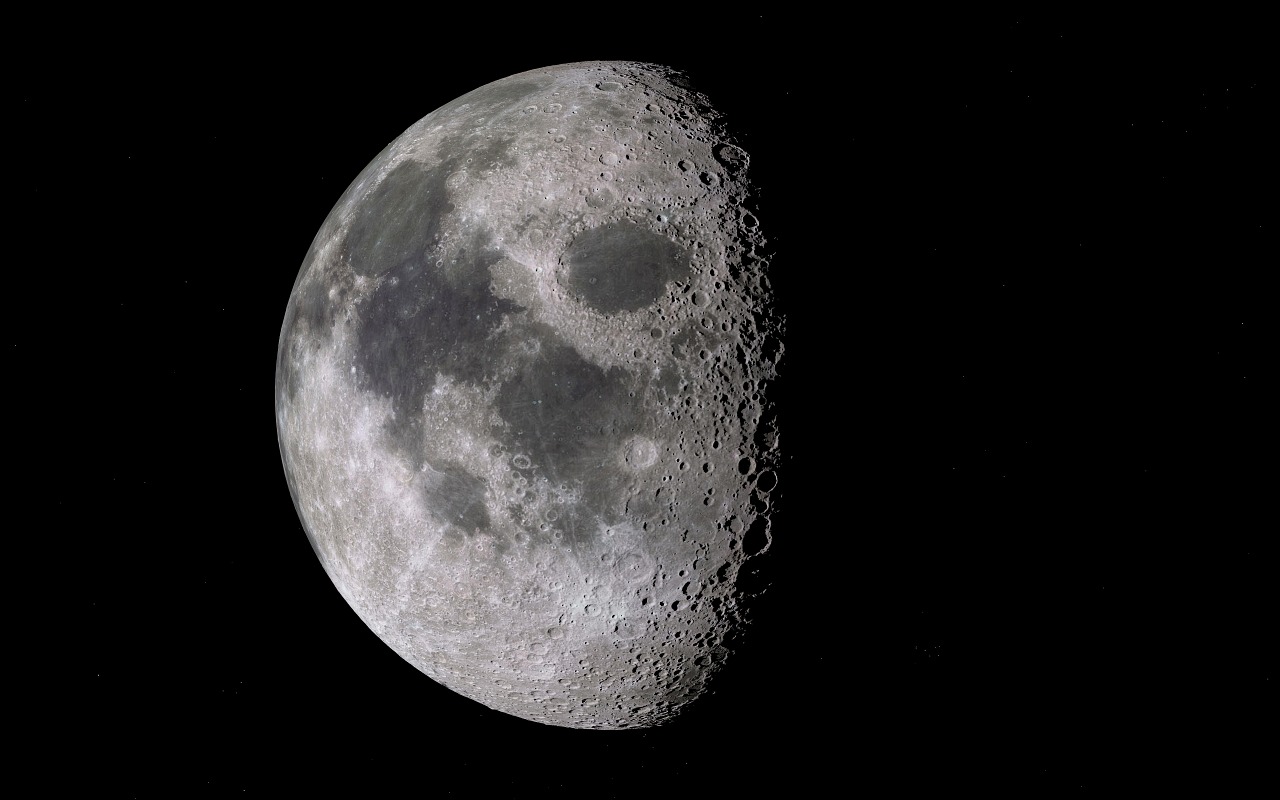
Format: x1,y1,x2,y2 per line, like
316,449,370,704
276,61,783,729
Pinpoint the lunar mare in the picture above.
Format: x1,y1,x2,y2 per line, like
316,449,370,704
276,61,782,729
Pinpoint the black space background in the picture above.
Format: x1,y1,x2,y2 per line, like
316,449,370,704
17,11,1268,796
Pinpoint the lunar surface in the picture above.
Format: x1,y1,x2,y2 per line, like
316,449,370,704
276,61,783,729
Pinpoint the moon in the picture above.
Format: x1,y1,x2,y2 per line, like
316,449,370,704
275,61,783,729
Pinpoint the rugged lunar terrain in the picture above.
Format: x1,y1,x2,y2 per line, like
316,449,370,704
276,61,783,729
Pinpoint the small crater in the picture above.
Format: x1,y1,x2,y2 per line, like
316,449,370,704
596,81,622,92
713,142,749,174
623,436,659,470
614,552,652,583
755,470,778,493
585,185,616,208
615,620,644,639
445,171,468,191
743,517,771,557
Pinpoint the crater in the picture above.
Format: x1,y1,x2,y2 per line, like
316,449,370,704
613,552,654,583
623,436,659,470
713,142,749,175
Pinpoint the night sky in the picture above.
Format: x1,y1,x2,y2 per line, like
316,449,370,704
22,12,1267,796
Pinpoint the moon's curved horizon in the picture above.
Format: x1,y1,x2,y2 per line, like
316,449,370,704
276,61,784,729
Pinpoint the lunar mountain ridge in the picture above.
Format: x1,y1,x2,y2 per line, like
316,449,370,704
277,61,783,729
